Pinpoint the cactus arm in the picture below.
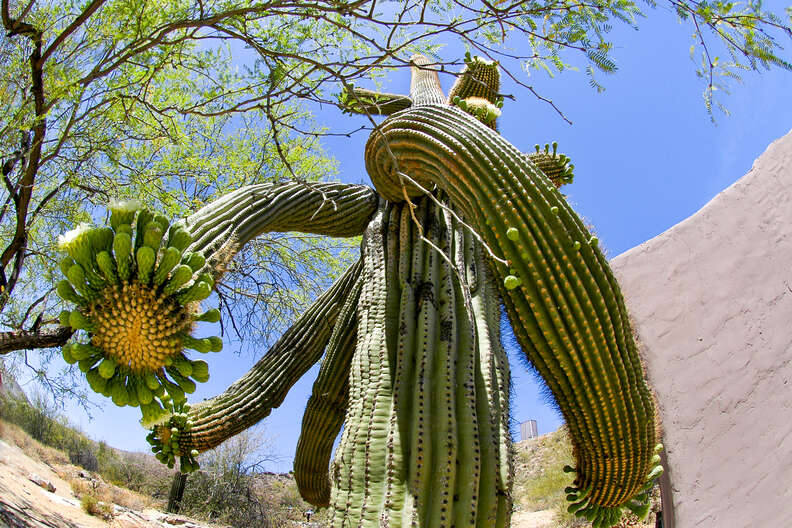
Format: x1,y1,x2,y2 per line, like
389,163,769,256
182,181,377,271
339,86,413,115
526,143,576,187
176,258,363,453
409,54,446,106
471,246,514,528
447,54,501,105
330,204,393,525
294,272,361,507
364,104,657,517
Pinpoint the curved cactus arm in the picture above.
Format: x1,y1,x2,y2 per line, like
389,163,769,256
365,102,659,523
294,270,361,507
526,142,575,187
174,258,363,453
182,181,377,272
338,85,413,116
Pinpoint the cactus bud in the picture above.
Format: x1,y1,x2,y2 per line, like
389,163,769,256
136,246,156,284
503,275,521,290
194,308,221,323
163,265,193,296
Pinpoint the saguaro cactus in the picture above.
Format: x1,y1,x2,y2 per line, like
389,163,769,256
55,56,660,528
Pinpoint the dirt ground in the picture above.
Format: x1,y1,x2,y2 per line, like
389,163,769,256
511,509,557,528
0,437,218,528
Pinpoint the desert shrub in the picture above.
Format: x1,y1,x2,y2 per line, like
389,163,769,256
178,428,290,527
79,493,114,519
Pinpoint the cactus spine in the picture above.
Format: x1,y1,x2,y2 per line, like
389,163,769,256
323,199,512,528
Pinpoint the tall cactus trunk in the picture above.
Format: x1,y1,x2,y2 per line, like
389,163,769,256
328,196,513,528
365,102,659,520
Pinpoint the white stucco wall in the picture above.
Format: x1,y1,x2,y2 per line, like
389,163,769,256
610,130,792,527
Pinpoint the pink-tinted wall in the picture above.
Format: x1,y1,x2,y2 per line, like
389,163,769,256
611,130,792,527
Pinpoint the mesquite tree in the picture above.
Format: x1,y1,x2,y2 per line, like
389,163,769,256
54,56,662,528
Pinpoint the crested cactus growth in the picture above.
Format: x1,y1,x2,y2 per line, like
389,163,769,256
56,55,660,524
57,182,377,431
56,202,221,425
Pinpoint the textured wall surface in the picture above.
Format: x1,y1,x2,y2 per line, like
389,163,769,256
610,130,792,527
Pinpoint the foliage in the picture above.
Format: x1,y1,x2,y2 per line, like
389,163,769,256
79,492,115,520
0,390,97,466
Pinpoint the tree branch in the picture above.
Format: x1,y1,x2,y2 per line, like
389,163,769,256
0,325,73,355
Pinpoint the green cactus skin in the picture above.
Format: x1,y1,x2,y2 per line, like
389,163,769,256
362,58,659,523
54,55,660,528
325,200,512,528
169,260,362,454
447,53,501,106
293,270,361,507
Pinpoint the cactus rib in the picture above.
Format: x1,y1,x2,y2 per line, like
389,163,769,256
294,272,361,507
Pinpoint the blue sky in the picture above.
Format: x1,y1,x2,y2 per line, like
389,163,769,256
33,3,792,470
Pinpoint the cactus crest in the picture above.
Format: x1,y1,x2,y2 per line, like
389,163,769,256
56,204,221,422
89,282,192,373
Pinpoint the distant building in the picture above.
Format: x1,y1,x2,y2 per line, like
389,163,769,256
520,419,538,441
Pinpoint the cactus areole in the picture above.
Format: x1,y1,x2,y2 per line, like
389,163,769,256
55,55,661,528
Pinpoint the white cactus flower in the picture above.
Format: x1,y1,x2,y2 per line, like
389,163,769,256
57,222,92,250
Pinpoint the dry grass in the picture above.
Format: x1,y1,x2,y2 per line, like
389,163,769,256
60,464,158,512
79,493,115,520
0,419,69,466
1,417,158,513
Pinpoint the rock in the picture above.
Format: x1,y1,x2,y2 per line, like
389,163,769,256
161,514,191,525
27,474,55,493
113,511,151,528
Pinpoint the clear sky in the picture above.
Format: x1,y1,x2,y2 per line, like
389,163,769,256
30,2,792,471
